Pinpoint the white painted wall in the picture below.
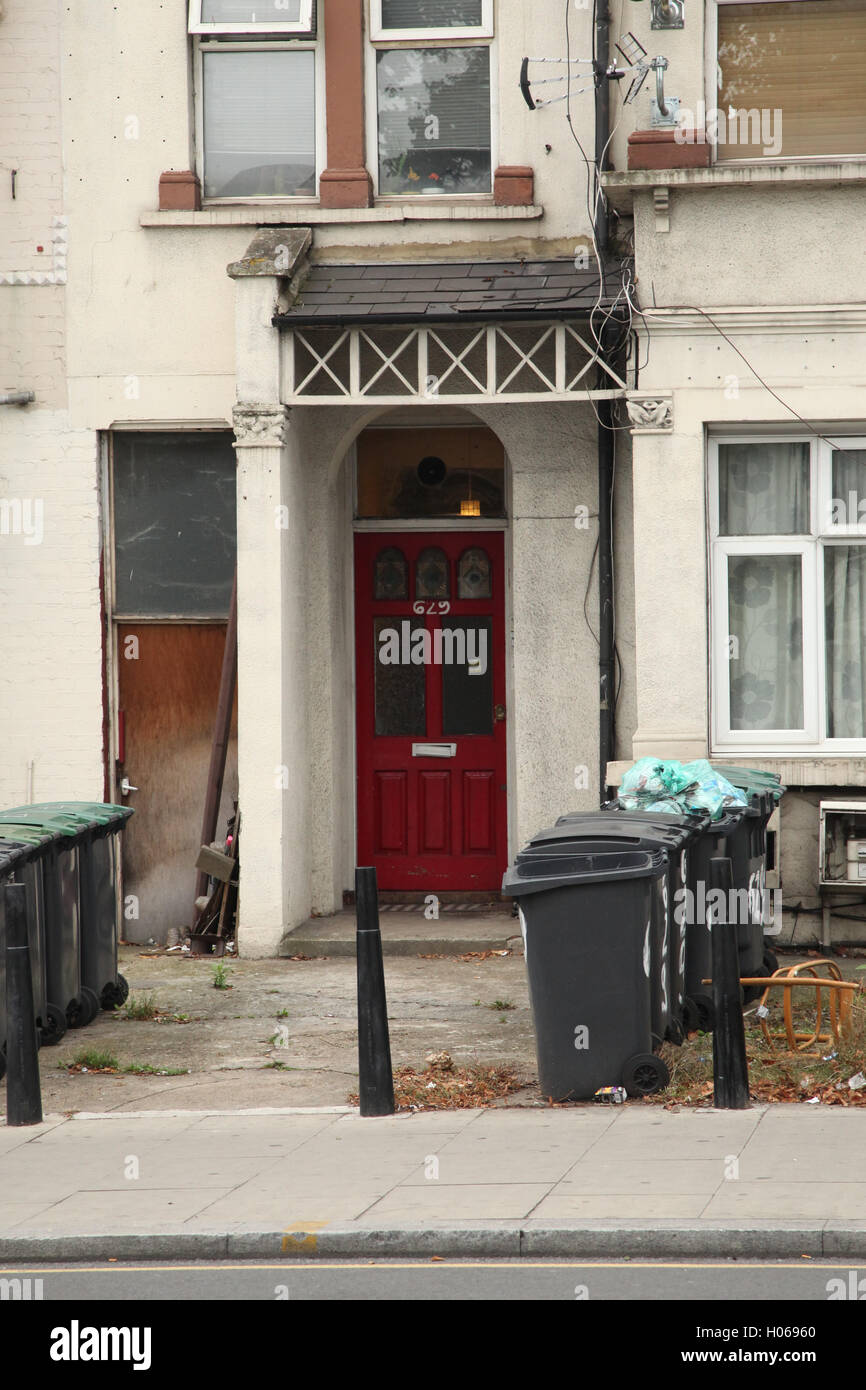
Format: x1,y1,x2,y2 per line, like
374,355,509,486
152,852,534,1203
0,0,104,808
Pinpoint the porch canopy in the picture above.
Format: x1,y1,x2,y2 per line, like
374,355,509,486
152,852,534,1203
272,257,630,406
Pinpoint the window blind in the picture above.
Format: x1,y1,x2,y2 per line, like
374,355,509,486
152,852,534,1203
718,1,866,158
201,0,303,23
203,49,315,197
380,0,482,27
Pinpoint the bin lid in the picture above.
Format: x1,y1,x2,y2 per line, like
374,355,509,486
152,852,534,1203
710,766,786,803
710,764,782,786
503,847,667,898
18,800,133,827
611,801,748,830
0,824,59,847
2,801,133,834
0,806,100,837
554,810,703,842
528,820,685,852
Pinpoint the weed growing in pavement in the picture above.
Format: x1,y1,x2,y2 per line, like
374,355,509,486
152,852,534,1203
212,962,232,990
123,992,159,1021
122,1062,189,1076
65,1049,119,1072
62,1050,188,1076
488,999,516,1011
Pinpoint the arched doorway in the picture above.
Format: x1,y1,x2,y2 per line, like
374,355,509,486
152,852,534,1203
353,416,508,893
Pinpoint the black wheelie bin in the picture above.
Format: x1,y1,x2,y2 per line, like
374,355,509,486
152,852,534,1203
522,817,689,1047
0,833,72,1078
12,803,134,1011
0,812,98,1029
503,847,671,1101
711,766,785,978
554,809,716,1037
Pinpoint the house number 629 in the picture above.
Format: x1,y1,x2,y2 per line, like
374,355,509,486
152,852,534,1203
412,601,451,615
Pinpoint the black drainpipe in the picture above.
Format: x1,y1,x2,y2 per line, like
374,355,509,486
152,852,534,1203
594,0,616,804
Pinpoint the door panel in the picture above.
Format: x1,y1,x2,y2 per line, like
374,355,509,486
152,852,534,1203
419,770,450,853
356,531,507,891
463,770,495,854
374,770,408,854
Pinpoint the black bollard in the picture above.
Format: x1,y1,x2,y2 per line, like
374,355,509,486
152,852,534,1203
709,857,750,1110
355,867,395,1117
5,882,43,1126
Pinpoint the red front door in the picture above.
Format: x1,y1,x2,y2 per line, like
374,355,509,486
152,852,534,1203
355,532,507,892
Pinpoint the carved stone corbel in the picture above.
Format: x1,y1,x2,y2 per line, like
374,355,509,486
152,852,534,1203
626,393,674,432
232,403,289,449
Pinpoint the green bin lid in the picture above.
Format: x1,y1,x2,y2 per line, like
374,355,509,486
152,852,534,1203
710,766,786,802
0,811,87,837
1,801,133,829
0,824,61,848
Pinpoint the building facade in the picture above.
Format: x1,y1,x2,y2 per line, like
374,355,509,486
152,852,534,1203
3,0,639,953
603,0,866,940
2,0,865,953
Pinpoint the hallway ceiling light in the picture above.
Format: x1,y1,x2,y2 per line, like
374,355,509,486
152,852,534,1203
418,456,447,487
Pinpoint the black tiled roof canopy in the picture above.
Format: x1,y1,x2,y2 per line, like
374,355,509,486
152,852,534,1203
274,259,626,326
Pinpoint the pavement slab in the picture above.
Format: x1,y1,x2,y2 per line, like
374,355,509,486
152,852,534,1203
1,1105,866,1259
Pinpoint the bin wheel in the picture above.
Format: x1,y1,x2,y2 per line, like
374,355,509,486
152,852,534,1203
693,993,716,1031
101,975,129,1011
681,997,700,1034
40,1003,68,1047
622,1053,670,1098
68,986,101,1029
665,1017,686,1047
80,986,101,1024
763,949,779,976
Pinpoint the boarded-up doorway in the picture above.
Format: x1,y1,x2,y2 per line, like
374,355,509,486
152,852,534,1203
110,432,237,945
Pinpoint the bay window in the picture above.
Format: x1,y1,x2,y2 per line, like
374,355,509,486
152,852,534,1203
711,437,866,751
190,1,319,200
371,1,493,196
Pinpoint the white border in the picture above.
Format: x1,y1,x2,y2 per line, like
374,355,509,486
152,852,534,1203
369,0,493,41
189,0,315,35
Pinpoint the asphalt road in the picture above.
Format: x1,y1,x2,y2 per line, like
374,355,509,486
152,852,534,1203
1,1259,863,1302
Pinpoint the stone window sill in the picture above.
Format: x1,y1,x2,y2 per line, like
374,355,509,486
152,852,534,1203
141,202,544,228
602,159,866,211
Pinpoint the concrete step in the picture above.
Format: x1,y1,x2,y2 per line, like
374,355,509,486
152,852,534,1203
280,908,523,958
